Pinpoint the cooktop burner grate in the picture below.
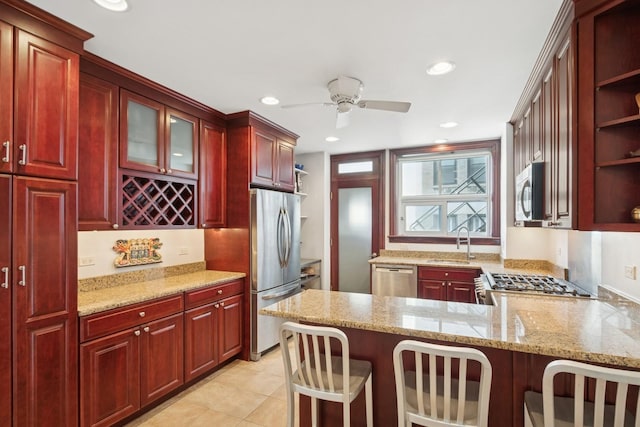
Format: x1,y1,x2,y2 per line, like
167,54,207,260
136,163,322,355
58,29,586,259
486,273,589,296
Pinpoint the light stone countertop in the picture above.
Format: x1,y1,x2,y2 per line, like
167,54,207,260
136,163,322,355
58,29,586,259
261,289,640,368
78,270,245,316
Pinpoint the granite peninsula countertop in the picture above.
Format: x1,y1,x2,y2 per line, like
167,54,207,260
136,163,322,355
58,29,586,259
78,270,245,316
261,289,640,368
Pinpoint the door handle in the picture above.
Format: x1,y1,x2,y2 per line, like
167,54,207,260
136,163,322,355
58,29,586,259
18,265,26,287
262,286,301,300
1,141,9,163
18,144,27,166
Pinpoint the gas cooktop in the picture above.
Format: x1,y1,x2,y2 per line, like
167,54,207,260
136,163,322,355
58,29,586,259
483,272,591,297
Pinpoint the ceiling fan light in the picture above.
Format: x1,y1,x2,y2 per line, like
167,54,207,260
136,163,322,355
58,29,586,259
92,0,129,12
426,61,456,76
260,96,280,105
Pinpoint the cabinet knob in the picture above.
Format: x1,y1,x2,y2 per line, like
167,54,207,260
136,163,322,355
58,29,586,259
160,168,166,173
139,311,146,317
217,289,223,295
167,169,172,174
1,141,9,163
201,223,207,228
220,302,225,307
214,304,220,308
441,282,445,287
143,326,150,333
112,224,119,229
445,272,449,276
134,330,141,336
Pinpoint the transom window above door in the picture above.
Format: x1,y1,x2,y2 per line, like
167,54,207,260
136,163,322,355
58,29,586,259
389,139,501,245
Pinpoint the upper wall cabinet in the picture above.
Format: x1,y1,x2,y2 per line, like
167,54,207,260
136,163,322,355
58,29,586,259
511,1,576,229
0,23,79,180
199,120,227,228
576,0,640,231
120,90,198,180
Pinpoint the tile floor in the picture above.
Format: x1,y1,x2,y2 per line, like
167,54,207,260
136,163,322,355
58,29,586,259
126,342,297,427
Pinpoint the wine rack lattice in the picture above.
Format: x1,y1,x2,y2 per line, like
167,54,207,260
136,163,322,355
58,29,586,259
121,174,195,227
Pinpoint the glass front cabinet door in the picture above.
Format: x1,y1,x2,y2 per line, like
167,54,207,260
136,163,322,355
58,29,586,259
120,90,198,179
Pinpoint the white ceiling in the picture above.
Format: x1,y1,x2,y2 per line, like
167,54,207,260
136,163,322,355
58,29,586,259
28,0,563,155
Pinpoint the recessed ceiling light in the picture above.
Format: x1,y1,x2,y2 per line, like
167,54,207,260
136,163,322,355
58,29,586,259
325,136,340,142
439,121,458,128
92,0,129,12
260,96,280,106
433,138,448,143
426,61,456,76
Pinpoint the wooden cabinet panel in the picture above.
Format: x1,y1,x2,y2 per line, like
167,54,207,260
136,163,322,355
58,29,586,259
418,279,446,300
276,139,295,192
253,130,276,187
418,267,480,303
80,294,184,342
80,327,141,427
219,294,243,363
184,303,219,382
14,30,78,180
165,107,198,179
184,279,243,309
140,313,184,407
78,73,118,231
199,121,226,228
120,90,164,174
542,67,555,222
0,21,12,174
12,177,77,426
0,175,9,423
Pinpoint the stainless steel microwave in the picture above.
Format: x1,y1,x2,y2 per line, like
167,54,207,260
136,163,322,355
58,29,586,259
515,162,543,222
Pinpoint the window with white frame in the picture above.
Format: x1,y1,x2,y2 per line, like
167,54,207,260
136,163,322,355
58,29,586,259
394,147,494,238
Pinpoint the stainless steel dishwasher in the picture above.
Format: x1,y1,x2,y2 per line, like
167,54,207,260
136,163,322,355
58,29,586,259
371,264,417,297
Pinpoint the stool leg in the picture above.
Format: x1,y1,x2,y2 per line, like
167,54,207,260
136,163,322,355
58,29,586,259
365,374,373,427
311,397,318,427
286,388,295,427
343,400,350,427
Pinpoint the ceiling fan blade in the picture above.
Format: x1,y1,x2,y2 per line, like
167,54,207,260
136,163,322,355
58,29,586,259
336,111,350,129
281,102,335,109
357,100,411,113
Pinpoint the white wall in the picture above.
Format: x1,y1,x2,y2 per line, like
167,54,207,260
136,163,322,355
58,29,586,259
296,152,331,289
601,232,640,299
78,229,204,279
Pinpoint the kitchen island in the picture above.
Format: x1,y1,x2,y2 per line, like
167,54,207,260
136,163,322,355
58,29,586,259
261,289,640,426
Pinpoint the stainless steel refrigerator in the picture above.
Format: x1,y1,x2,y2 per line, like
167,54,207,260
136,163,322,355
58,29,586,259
250,188,301,360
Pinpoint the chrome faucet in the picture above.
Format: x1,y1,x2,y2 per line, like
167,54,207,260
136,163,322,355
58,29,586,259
456,226,475,260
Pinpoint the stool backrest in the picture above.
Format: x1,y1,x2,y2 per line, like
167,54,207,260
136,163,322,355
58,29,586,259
280,321,350,396
393,340,492,427
542,360,640,427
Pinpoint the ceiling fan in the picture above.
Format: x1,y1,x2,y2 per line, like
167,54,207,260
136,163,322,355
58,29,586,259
281,75,412,128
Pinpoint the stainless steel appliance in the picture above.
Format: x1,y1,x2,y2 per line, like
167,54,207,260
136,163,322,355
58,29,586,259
372,264,417,298
250,189,301,360
515,162,544,222
475,272,592,305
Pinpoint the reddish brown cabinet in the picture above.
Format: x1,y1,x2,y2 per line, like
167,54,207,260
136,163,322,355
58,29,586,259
576,0,640,231
0,175,10,423
0,27,79,180
120,89,199,180
199,120,227,228
227,112,297,193
184,280,243,382
78,73,119,231
10,177,78,426
80,295,184,427
417,266,481,303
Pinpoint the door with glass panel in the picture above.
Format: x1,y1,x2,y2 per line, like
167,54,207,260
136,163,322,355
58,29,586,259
330,152,384,293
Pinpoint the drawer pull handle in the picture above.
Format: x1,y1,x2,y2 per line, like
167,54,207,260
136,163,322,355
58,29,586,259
220,302,225,307
1,266,7,288
134,330,141,336
214,304,220,309
18,144,27,165
143,326,150,333
1,141,9,163
139,311,146,317
217,289,223,295
18,265,26,287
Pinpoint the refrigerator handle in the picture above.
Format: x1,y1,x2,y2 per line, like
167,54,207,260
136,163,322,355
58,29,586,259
283,207,292,267
276,208,285,268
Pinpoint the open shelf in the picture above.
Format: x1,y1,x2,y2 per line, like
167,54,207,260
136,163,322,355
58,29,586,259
597,114,640,129
596,68,640,88
596,157,640,168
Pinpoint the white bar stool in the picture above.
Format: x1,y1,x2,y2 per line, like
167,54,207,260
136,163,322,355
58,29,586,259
393,340,492,427
279,321,373,427
524,359,640,427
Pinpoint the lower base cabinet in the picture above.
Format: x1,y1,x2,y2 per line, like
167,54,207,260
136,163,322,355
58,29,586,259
80,296,184,427
418,266,481,303
184,280,243,382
